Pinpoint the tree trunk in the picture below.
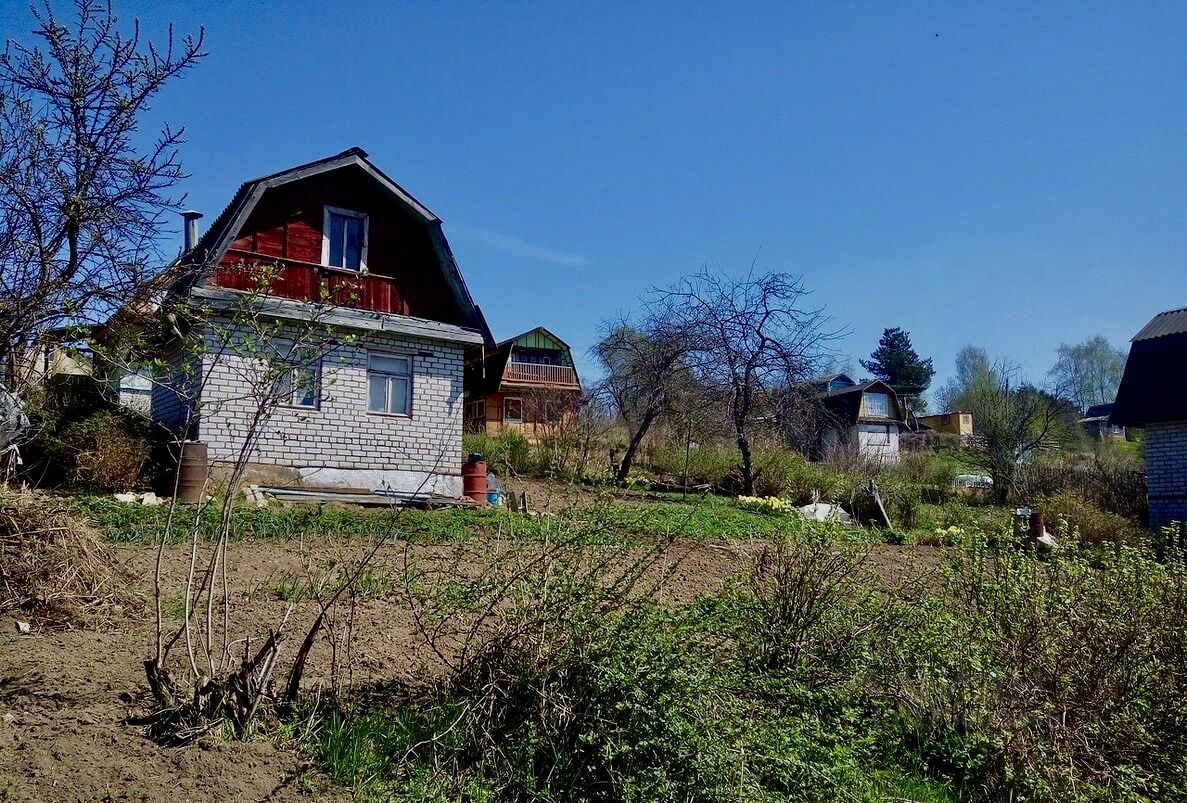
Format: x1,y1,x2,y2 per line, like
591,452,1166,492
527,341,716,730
737,428,754,496
616,409,658,482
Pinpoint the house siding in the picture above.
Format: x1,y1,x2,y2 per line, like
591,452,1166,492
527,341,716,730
198,313,465,496
1145,420,1187,530
150,350,196,437
855,422,900,464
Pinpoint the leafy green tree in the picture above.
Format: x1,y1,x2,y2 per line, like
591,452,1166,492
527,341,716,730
1048,335,1126,413
933,345,991,412
860,327,934,412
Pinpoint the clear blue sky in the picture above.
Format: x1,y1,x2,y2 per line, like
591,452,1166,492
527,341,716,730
4,1,1185,397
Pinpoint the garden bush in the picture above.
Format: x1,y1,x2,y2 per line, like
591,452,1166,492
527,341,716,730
463,429,532,475
895,535,1187,801
1032,489,1149,548
20,404,154,490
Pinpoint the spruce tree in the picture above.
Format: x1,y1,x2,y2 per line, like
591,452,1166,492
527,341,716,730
860,328,934,412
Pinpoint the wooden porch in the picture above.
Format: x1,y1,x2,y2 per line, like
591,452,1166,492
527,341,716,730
212,251,408,315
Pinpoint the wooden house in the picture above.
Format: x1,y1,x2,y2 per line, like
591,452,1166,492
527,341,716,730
464,327,582,439
814,376,906,463
914,411,974,439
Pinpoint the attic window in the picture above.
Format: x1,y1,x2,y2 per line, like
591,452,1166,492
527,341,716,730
322,206,368,271
864,392,890,418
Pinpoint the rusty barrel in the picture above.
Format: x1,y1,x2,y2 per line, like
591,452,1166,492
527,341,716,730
461,454,488,505
176,441,209,504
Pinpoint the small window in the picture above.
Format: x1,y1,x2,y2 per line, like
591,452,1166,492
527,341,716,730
322,206,368,271
465,399,486,420
503,396,523,424
277,348,321,409
368,353,412,415
864,392,890,418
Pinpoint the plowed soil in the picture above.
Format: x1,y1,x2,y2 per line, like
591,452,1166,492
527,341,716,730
0,495,942,803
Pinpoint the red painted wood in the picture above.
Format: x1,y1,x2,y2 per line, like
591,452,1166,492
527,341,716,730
205,168,467,324
212,254,409,315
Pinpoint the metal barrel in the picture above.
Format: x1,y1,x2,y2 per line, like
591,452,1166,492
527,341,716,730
176,441,209,504
461,455,488,505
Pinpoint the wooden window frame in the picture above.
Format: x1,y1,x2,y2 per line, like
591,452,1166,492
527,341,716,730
321,205,369,272
863,391,890,418
503,396,523,424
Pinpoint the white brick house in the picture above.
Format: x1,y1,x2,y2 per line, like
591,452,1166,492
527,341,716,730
149,149,491,497
1112,307,1187,530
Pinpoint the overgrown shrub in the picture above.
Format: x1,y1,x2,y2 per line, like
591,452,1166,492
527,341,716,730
896,536,1187,800
463,429,532,475
647,443,737,490
1032,490,1149,548
20,404,153,490
1015,453,1147,522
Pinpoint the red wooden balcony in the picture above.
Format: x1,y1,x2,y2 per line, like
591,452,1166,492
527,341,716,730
502,361,580,388
212,250,408,315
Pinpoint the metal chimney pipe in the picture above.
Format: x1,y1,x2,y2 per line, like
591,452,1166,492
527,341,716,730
181,210,203,252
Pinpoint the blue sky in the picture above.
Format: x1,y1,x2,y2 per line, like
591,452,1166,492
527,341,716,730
3,1,1184,397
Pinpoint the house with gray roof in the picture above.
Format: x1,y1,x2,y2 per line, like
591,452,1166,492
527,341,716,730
1111,306,1187,530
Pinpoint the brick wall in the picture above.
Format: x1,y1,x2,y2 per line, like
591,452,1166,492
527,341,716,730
197,313,465,496
1145,420,1187,530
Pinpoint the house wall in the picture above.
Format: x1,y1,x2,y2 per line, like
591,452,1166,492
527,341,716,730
150,349,197,438
197,313,465,496
855,422,900,464
466,390,579,443
1145,420,1187,530
820,423,900,463
916,412,973,436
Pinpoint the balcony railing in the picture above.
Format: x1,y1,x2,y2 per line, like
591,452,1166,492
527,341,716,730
503,361,580,388
212,251,408,315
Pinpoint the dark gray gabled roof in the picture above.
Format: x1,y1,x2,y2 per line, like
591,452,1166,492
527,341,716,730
1112,307,1187,427
1133,307,1187,341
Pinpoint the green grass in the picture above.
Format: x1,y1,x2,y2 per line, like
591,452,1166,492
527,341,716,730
71,490,864,547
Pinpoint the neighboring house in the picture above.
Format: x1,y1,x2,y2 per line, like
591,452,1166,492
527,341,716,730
914,411,974,439
808,373,859,394
464,327,582,439
1111,306,1187,530
1079,403,1125,441
149,147,491,497
814,376,906,463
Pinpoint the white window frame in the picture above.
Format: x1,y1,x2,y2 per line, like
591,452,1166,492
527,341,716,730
321,205,369,272
367,351,413,417
503,395,523,424
275,343,321,410
863,392,890,418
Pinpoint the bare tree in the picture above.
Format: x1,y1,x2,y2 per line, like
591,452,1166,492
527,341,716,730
593,318,692,482
653,269,831,495
0,1,205,386
958,358,1062,504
